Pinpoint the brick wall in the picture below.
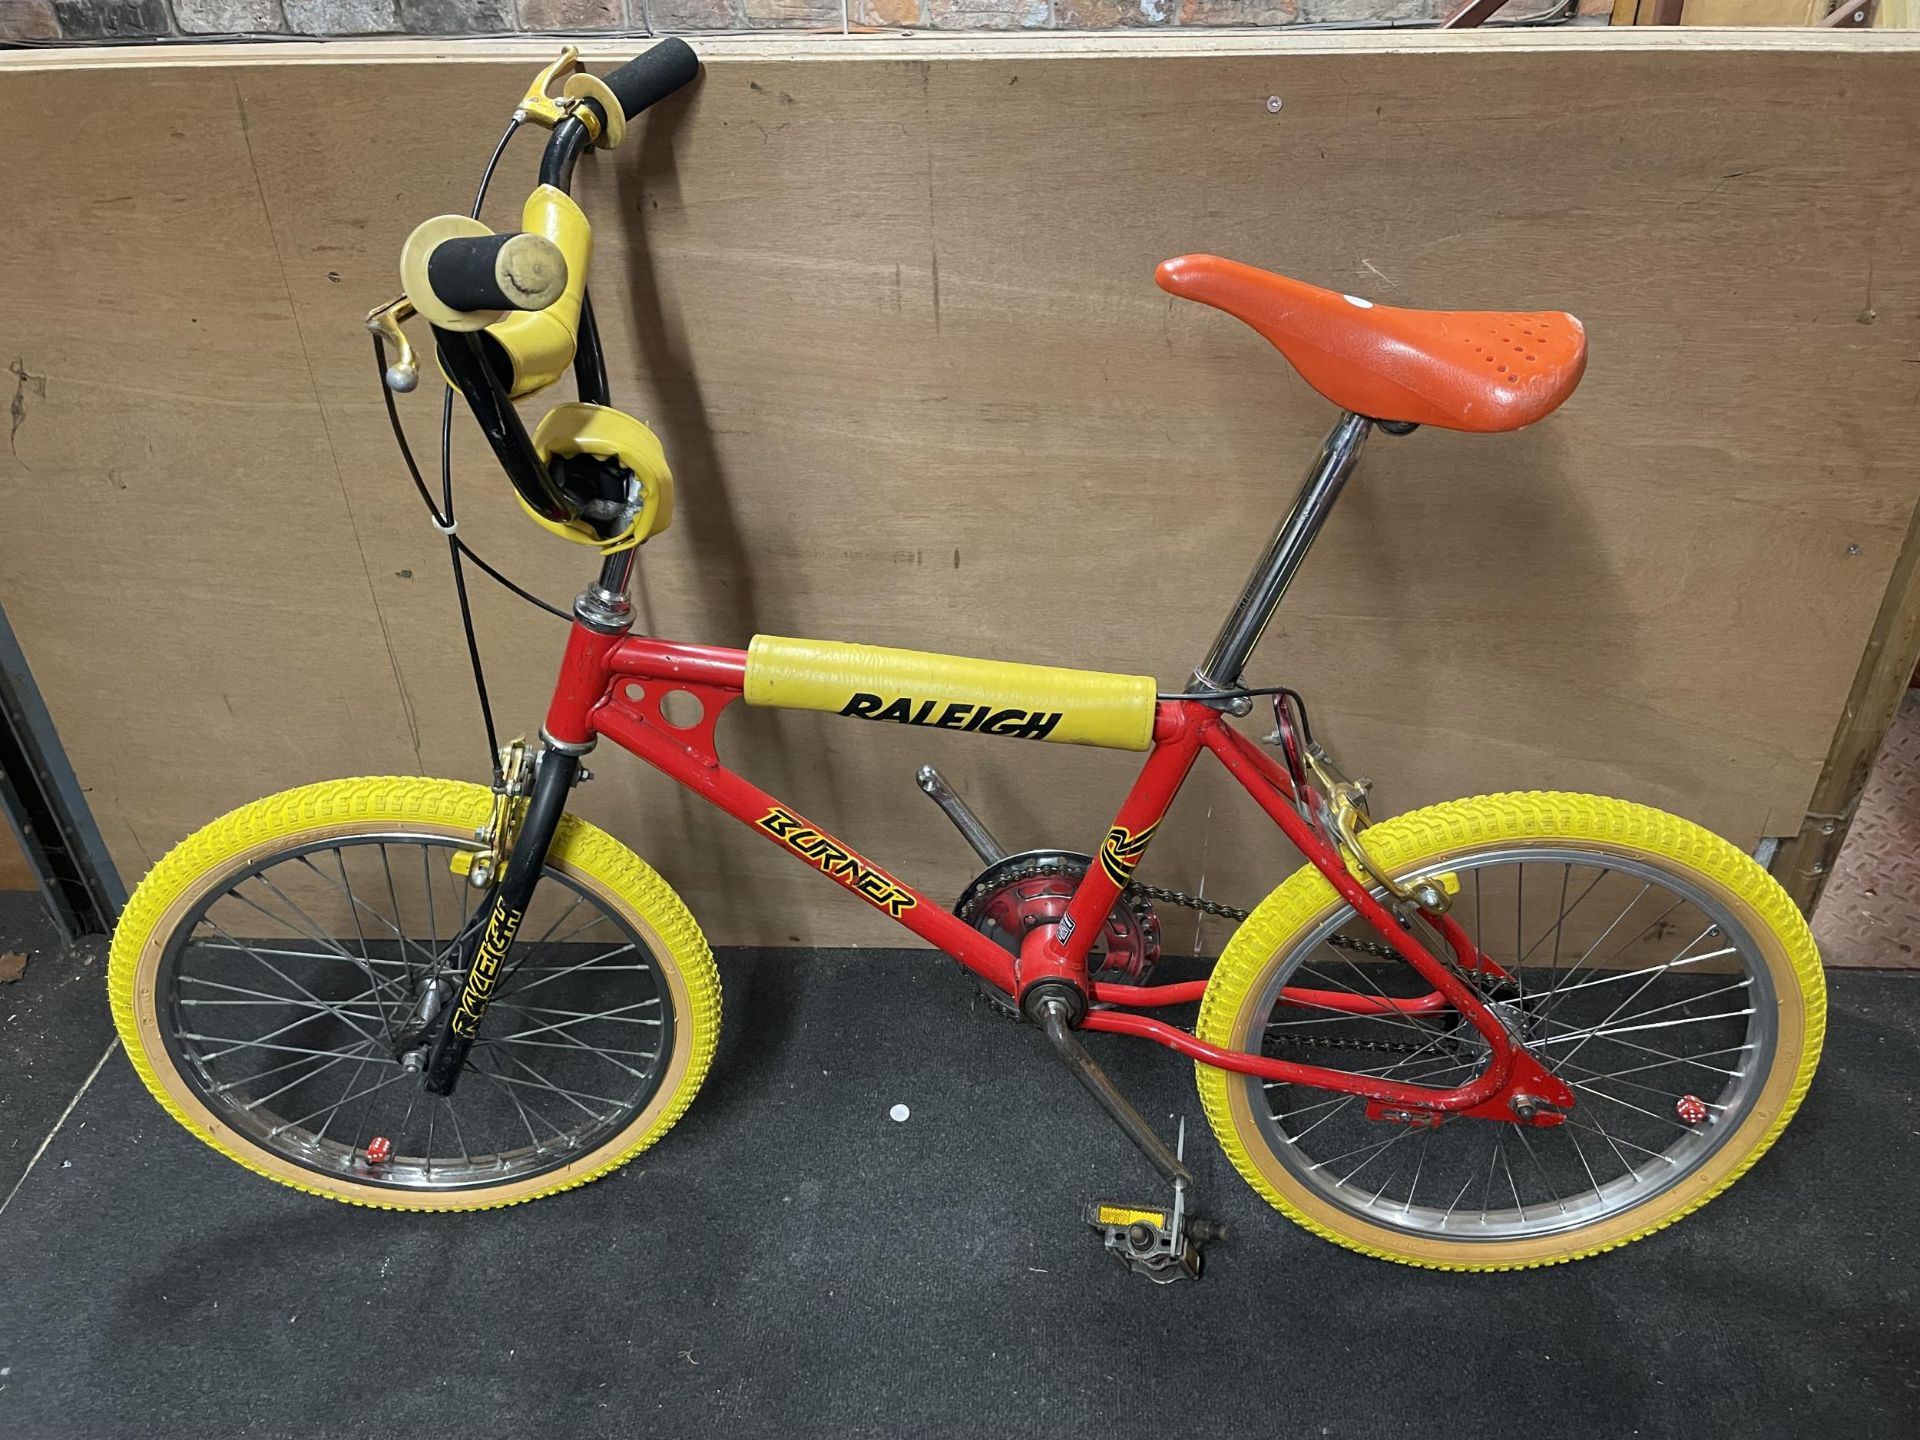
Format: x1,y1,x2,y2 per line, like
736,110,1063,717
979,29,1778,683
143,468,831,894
3,0,1605,45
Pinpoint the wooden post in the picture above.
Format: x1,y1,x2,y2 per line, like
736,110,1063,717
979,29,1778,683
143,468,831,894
1442,0,1517,26
1772,498,1920,914
1613,0,1685,20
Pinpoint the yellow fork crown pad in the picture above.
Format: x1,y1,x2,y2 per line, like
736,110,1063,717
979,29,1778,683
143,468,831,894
744,635,1156,751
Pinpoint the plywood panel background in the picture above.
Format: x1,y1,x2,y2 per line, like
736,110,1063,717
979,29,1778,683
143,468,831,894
0,814,33,892
2,32,1917,950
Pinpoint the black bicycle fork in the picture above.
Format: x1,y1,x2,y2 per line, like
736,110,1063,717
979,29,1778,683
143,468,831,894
420,746,580,1096
419,744,1223,1278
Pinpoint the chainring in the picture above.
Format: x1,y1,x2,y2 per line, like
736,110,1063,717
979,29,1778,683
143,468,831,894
953,850,1159,1014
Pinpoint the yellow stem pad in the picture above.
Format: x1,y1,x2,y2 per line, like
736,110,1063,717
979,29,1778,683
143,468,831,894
743,636,1157,751
484,184,592,399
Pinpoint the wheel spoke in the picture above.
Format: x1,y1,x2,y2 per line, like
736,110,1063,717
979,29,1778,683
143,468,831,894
421,843,440,971
192,921,386,1045
1336,1125,1420,1186
442,1097,474,1171
314,1047,380,1147
1532,1008,1755,1046
1539,945,1739,1002
1534,893,1686,1026
490,1049,626,1119
181,1010,374,1063
273,1066,410,1138
1497,1134,1527,1224
1562,1120,1606,1204
328,849,388,1009
1239,841,1778,1244
236,1043,377,1111
294,854,442,1014
1562,1044,1751,1086
478,1032,655,1074
1547,923,1722,1068
467,1061,574,1148
156,832,676,1194
380,843,438,973
1530,1015,1747,1077
485,999,663,1043
196,941,413,971
494,943,641,1002
1512,1124,1567,1214
1564,1115,1678,1165
1401,1125,1434,1213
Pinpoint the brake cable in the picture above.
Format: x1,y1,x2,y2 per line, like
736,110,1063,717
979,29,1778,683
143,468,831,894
369,113,572,790
370,337,568,627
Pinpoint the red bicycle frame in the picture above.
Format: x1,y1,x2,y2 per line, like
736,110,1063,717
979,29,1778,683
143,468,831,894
412,86,1570,1134
543,624,1572,1126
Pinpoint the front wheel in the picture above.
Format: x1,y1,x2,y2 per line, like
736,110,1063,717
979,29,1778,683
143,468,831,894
1195,792,1824,1270
109,776,721,1210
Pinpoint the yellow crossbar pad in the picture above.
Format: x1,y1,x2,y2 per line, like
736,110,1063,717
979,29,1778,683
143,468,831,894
744,636,1157,751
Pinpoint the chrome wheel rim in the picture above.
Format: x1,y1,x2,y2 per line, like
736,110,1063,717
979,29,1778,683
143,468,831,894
1239,847,1778,1242
158,832,674,1191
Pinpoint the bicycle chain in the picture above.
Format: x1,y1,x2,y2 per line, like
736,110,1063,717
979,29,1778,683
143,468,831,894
1261,1029,1444,1056
1122,881,1446,1056
960,865,1437,1055
1121,881,1403,961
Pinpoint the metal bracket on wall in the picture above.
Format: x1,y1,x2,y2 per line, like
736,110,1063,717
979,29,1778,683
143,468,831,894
1821,1,1880,26
0,605,125,939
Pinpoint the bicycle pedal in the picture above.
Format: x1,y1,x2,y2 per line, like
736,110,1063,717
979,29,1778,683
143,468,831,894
1084,1201,1223,1284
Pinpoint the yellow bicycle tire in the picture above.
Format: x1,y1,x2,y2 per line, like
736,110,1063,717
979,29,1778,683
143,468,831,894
109,775,721,1212
1194,791,1825,1271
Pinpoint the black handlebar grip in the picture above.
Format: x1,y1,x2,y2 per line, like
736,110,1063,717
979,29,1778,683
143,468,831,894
601,38,699,121
425,232,568,314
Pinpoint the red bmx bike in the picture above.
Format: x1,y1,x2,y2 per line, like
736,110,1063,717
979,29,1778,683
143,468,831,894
110,41,1824,1277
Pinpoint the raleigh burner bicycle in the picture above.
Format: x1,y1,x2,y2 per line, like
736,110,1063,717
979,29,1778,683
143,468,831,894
109,40,1825,1276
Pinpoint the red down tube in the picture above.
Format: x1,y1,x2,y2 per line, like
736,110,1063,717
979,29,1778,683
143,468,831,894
581,639,1024,998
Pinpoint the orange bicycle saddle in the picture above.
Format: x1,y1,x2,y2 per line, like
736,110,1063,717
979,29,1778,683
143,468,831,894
1157,254,1587,433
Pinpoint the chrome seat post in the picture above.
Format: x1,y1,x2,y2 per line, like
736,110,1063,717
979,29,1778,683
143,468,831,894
1192,411,1372,693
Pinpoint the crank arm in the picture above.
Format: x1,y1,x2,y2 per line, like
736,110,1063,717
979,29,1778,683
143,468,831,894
915,764,1009,866
1039,997,1189,1187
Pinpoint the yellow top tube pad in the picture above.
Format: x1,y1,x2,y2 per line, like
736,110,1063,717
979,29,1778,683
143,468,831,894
744,636,1157,751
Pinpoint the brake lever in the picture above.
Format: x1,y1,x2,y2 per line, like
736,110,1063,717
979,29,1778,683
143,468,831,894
513,45,627,151
366,296,419,393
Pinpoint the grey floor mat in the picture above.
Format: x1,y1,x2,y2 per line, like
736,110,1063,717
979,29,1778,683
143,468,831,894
0,942,1913,1439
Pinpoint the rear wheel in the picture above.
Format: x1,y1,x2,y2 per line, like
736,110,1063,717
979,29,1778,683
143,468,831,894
110,776,721,1210
1195,792,1824,1270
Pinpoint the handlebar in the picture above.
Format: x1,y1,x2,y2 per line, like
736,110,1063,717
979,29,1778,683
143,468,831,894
426,231,568,315
405,40,701,539
600,38,699,122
